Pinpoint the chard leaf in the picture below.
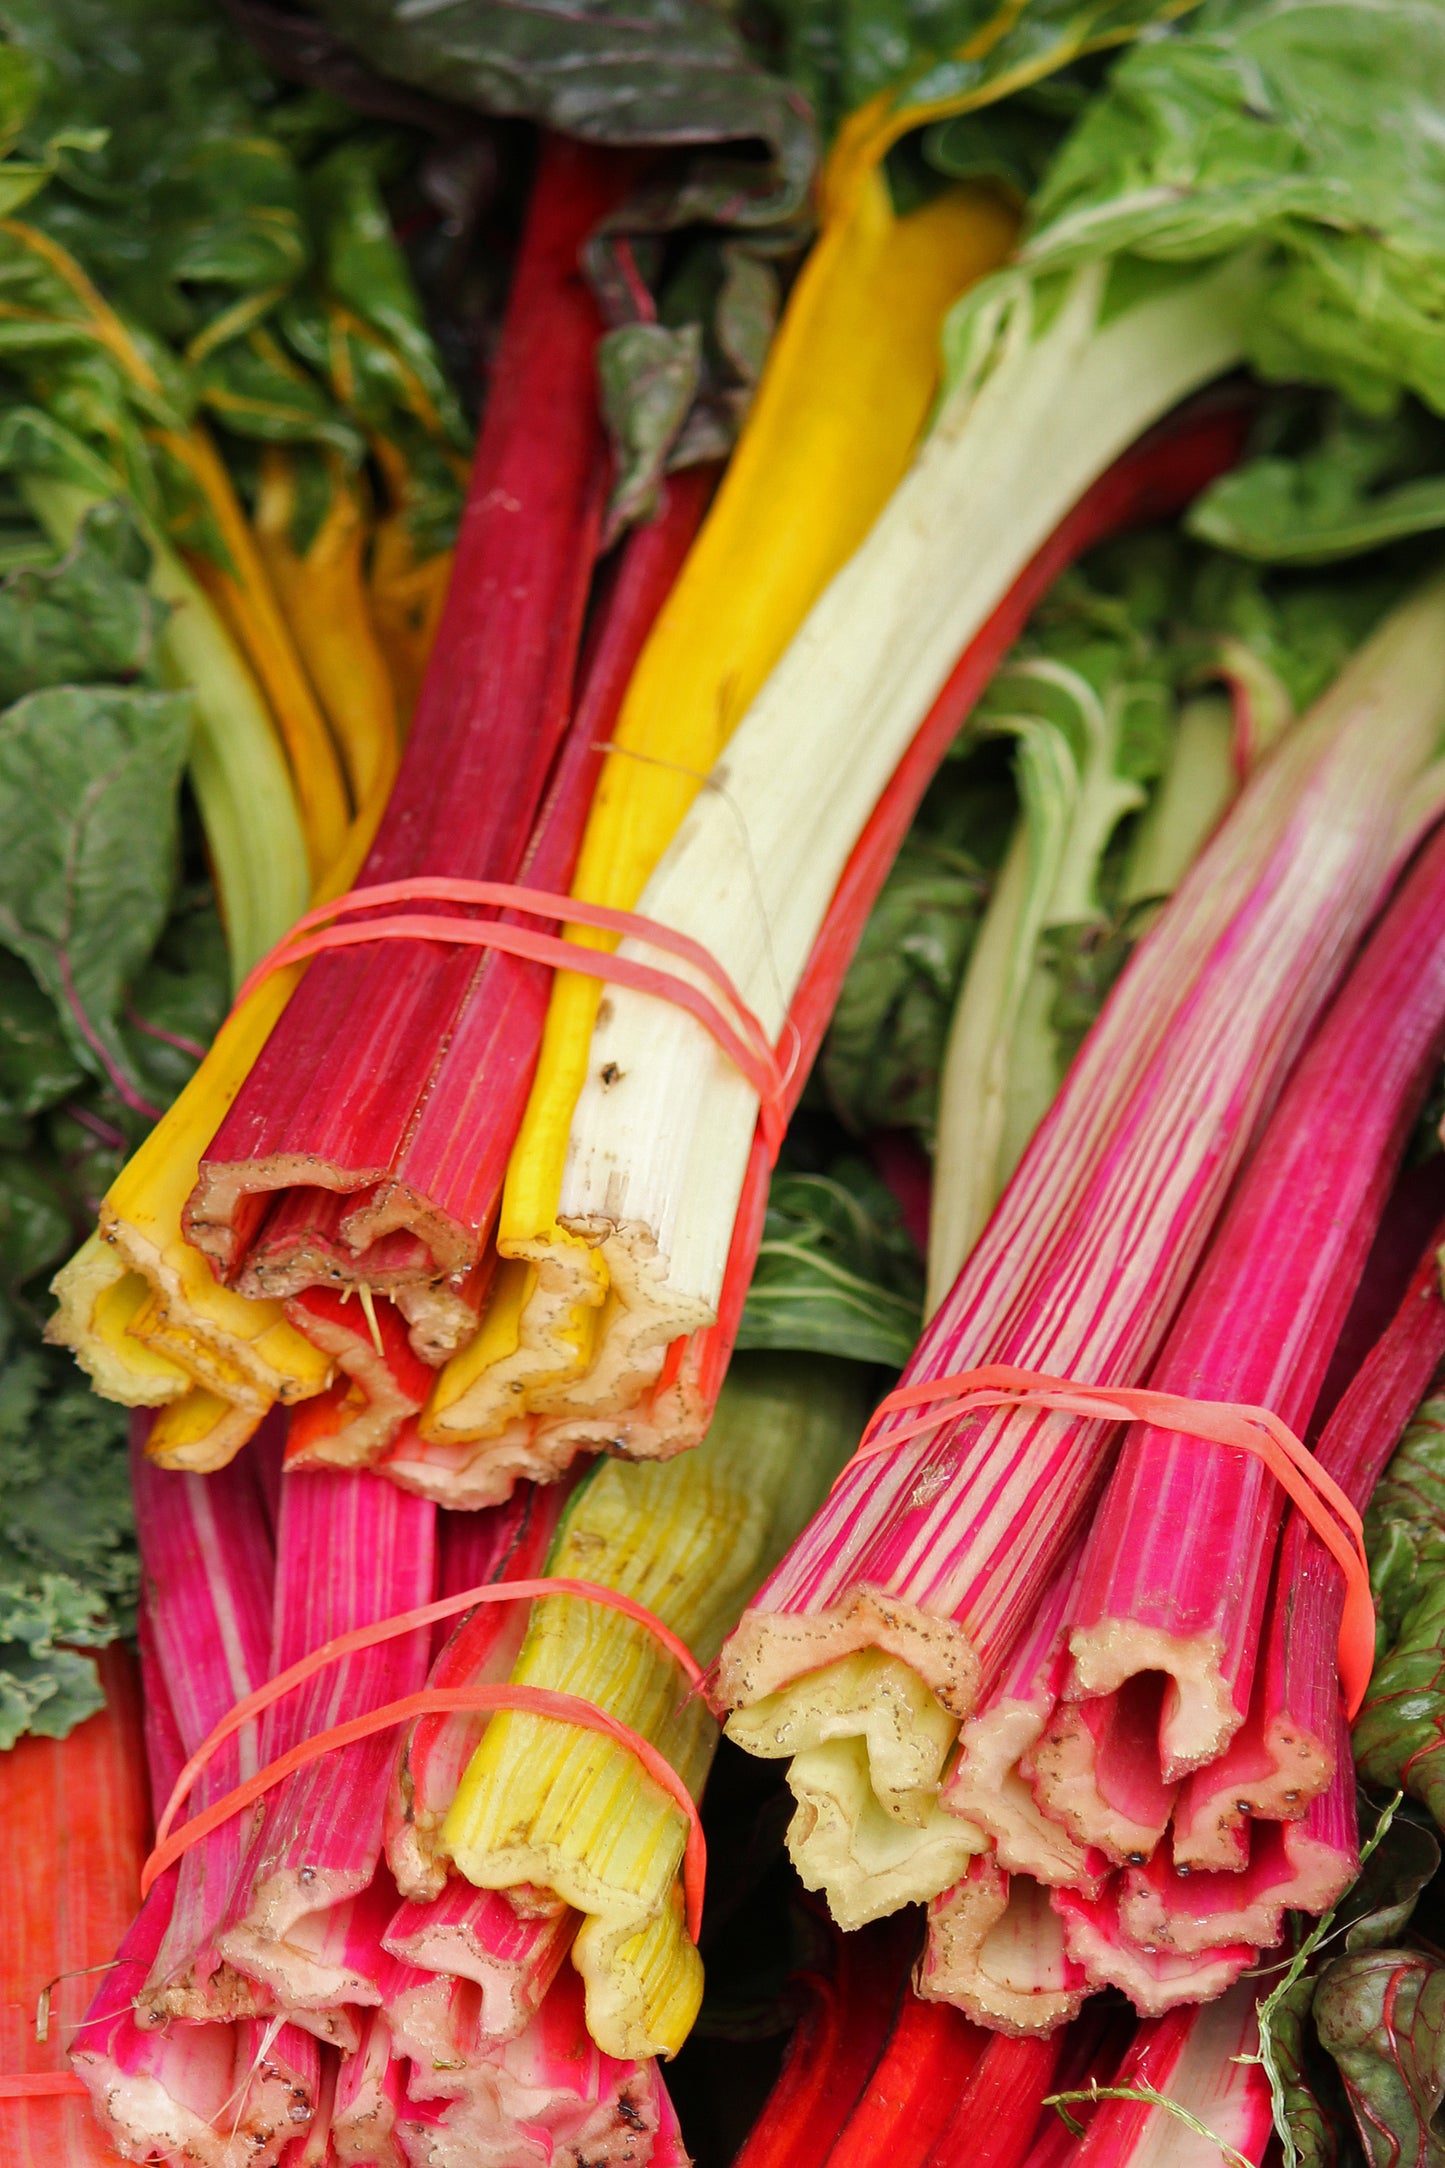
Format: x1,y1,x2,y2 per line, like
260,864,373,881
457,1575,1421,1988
598,322,704,541
1271,1973,1344,2168
1338,1813,1441,1955
821,828,992,1140
1023,0,1445,420
119,885,229,1106
0,1155,70,1288
0,683,191,1104
0,498,164,704
776,0,1195,148
1357,1388,1445,1791
739,1162,923,1368
0,953,81,1120
1354,1559,1445,1826
1314,1952,1445,2168
306,0,816,224
1191,404,1445,566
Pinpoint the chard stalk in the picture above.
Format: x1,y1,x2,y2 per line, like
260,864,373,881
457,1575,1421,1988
439,1355,868,2058
423,180,1017,1451
717,573,1445,1925
1052,806,1445,1823
1048,1983,1273,2167
429,254,1258,1470
928,656,1149,1309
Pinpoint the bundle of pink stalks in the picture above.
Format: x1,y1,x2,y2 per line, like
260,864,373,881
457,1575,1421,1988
74,1428,686,2168
718,585,1445,2022
918,811,1445,2032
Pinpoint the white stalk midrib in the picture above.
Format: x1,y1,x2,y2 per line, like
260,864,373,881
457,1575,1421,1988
559,256,1260,1308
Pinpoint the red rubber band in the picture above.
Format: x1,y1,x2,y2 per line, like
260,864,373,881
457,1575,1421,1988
147,1575,707,1938
840,1364,1374,1721
141,1683,706,1941
0,2073,88,2098
233,877,790,1161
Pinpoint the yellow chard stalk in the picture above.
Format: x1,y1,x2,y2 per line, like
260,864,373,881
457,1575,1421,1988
440,1353,869,2058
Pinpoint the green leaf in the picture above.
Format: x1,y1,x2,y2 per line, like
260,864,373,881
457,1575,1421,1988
119,884,229,1106
0,1641,103,1747
598,321,704,544
0,1338,133,1606
738,1161,923,1368
1338,1811,1441,1955
1354,1561,1445,1827
1314,1951,1445,2168
0,497,164,703
1191,403,1445,566
0,951,81,1119
309,0,816,225
1023,0,1445,419
304,137,468,449
0,1311,132,1746
0,1155,70,1288
1270,1973,1341,2168
821,830,992,1140
0,682,191,1102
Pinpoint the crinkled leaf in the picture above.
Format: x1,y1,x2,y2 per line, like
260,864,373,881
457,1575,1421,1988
1314,1951,1445,2168
1024,0,1445,419
0,1309,132,1745
0,498,163,704
923,96,1076,199
1338,1813,1441,1955
1354,1561,1445,1828
309,0,815,223
821,830,992,1139
0,1641,103,1747
1,0,304,337
1272,1974,1342,2168
119,885,229,1106
0,683,191,1100
1366,1393,1445,1659
738,1161,923,1367
0,1155,70,1288
195,324,361,459
0,952,81,1121
598,321,703,541
1191,403,1445,565
715,244,781,387
306,137,468,447
773,0,1193,146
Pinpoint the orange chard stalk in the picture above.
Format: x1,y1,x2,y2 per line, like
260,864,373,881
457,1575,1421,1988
0,1647,148,2166
162,425,354,871
253,446,401,809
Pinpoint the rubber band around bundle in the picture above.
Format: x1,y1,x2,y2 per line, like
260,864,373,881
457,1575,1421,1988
233,876,794,1162
837,1363,1374,1720
0,2073,88,2098
143,1575,708,1940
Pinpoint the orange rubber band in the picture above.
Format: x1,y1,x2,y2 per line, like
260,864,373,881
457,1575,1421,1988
146,1575,707,1937
0,2074,88,2098
841,1364,1374,1720
141,1683,706,1941
234,877,792,1159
